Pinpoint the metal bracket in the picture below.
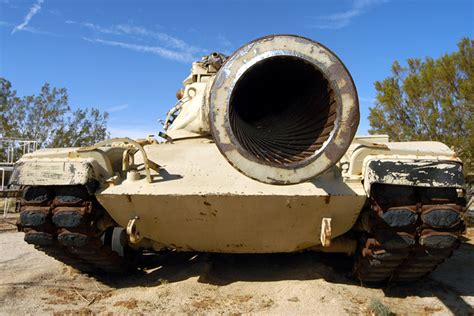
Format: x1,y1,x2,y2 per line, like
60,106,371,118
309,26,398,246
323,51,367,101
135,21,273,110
122,148,136,172
77,137,161,183
126,216,142,244
320,217,332,247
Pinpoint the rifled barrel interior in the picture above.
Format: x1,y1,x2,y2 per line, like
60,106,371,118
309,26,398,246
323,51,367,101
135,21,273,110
229,56,336,166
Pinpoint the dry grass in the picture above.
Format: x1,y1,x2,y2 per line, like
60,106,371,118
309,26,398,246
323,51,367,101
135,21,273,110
367,298,394,316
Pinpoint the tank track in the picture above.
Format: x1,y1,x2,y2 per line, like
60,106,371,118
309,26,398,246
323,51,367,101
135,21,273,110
355,184,466,284
16,185,133,274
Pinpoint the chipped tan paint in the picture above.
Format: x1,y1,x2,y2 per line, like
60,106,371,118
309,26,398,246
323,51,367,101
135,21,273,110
345,141,461,180
362,158,464,196
209,34,359,184
10,146,125,186
338,78,347,88
14,160,95,185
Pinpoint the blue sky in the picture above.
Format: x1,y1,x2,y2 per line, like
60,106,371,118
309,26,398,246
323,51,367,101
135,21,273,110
1,0,473,138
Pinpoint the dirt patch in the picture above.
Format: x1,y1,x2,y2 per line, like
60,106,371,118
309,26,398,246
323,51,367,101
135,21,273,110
52,308,94,316
191,296,217,310
0,212,18,232
114,298,139,309
0,229,473,314
46,288,81,305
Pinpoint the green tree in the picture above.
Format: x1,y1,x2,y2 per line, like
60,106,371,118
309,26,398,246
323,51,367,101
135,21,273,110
0,78,109,157
369,37,474,173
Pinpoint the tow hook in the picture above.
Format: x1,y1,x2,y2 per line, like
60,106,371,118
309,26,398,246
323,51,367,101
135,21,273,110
126,216,142,244
320,217,332,247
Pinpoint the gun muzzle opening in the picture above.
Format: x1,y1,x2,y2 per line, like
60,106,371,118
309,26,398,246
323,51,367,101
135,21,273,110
229,56,336,166
210,35,359,184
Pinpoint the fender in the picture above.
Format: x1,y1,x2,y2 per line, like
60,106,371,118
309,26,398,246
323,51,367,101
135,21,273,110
9,147,126,190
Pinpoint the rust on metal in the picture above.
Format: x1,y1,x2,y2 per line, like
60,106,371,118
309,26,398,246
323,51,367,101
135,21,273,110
176,88,184,100
17,185,131,273
209,34,359,184
354,183,466,284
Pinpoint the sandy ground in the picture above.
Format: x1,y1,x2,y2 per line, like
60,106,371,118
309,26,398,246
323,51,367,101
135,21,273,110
0,214,473,315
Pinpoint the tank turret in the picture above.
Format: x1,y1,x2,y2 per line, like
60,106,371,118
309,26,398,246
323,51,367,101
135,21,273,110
166,35,359,184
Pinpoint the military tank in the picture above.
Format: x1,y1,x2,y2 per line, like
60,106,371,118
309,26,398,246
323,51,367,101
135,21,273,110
10,35,467,283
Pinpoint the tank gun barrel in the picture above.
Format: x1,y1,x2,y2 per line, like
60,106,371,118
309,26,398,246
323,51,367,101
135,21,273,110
209,35,359,184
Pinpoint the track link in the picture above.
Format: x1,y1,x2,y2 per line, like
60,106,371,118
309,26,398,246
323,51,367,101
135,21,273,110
355,184,466,284
17,186,132,274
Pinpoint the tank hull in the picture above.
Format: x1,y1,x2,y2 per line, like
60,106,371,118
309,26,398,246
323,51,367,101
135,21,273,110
10,136,467,282
96,138,366,252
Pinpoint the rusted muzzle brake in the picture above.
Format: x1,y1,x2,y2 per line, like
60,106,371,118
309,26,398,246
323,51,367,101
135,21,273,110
210,35,359,184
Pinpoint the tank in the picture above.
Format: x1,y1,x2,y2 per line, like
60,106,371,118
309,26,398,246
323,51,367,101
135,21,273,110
9,35,467,283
